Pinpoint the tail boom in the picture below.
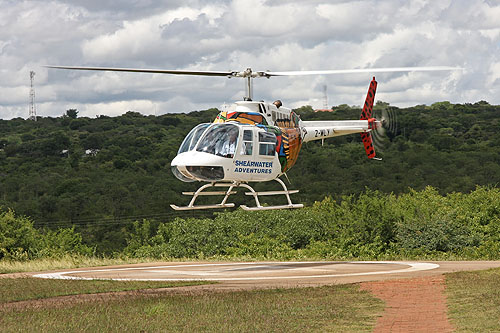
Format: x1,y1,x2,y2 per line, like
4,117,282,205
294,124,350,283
298,77,381,161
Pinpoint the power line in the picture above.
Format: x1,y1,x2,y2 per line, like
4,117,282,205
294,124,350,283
35,210,217,228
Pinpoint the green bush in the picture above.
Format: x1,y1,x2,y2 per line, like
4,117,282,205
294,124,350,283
0,208,93,260
0,209,38,260
394,187,479,252
36,227,94,258
224,233,296,260
123,186,500,260
3,186,498,262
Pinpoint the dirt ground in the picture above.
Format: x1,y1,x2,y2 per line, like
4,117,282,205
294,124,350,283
361,275,454,332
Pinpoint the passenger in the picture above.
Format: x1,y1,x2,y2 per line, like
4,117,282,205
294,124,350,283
219,130,238,158
273,100,282,108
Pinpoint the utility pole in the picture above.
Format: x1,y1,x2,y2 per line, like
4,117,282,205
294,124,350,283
29,71,37,121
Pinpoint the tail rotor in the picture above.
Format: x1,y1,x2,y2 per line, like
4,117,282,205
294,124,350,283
359,77,398,160
371,107,398,154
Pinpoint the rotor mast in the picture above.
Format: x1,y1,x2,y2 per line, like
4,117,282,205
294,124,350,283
245,76,253,101
235,68,270,101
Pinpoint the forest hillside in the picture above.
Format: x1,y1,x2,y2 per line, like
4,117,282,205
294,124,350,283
0,101,499,255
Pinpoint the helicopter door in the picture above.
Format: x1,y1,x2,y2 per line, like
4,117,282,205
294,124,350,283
232,129,255,180
258,131,276,156
240,129,254,156
231,128,280,181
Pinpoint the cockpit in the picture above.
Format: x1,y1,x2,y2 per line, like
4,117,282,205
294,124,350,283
196,124,239,158
172,122,280,182
177,123,211,154
177,122,278,158
178,123,239,158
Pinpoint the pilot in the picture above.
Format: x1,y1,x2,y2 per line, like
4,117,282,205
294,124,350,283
273,100,282,108
219,130,238,158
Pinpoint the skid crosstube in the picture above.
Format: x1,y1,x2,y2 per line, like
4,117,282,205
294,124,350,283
170,178,303,211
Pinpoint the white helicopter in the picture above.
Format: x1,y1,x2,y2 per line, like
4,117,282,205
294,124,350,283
47,65,460,210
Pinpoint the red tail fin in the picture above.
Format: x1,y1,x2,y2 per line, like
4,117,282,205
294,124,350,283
361,132,376,159
360,77,378,159
360,77,377,120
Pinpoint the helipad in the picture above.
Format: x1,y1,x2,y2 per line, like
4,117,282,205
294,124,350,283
34,261,439,282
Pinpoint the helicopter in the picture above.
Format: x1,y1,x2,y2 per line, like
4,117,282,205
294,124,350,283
47,65,461,210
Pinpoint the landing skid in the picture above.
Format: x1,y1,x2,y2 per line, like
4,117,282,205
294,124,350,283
170,178,303,211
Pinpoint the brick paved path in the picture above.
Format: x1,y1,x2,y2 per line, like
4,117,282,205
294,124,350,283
360,275,454,332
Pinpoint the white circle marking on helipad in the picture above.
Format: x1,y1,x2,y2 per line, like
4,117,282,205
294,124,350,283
33,261,439,281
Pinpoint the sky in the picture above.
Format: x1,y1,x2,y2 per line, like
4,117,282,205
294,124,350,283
0,0,499,119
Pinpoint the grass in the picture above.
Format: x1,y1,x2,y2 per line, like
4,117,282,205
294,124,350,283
0,277,212,303
4,256,500,331
0,255,300,274
0,254,485,275
0,283,383,332
0,256,163,274
446,267,500,332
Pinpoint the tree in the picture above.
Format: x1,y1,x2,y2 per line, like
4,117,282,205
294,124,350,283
66,109,79,119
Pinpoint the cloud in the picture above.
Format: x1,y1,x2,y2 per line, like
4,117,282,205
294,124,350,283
81,6,226,67
0,0,498,119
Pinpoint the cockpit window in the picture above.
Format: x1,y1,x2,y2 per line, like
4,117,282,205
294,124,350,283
259,131,276,156
178,123,210,154
241,129,253,155
196,124,239,158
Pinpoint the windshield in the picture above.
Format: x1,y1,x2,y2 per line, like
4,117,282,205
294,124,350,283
196,123,239,158
177,123,210,154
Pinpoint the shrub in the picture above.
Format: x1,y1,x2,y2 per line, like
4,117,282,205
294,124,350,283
120,186,500,260
0,209,38,260
36,227,94,258
0,208,93,260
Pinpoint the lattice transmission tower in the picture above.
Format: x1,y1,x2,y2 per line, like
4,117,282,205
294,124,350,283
322,84,328,109
29,71,37,121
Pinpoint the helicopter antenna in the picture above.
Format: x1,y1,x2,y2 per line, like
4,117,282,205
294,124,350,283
282,172,292,185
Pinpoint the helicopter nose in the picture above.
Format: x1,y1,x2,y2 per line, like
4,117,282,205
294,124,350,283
185,165,224,181
171,152,225,182
171,165,196,182
171,154,196,182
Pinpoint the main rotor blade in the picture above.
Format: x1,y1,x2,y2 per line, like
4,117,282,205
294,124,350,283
46,65,463,79
263,66,463,76
45,65,235,77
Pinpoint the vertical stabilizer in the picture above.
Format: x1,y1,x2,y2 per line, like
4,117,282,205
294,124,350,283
360,77,378,159
360,77,377,120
